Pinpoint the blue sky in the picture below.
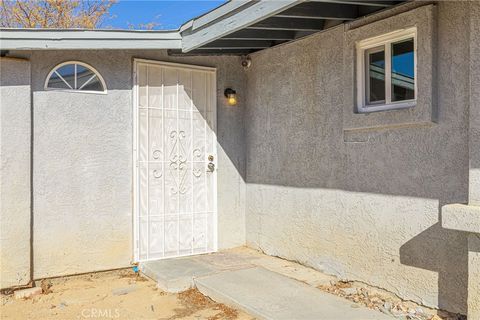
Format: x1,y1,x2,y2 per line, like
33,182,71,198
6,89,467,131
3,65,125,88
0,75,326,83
107,0,226,30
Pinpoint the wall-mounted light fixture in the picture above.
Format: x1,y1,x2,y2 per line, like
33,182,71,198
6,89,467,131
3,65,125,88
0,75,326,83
224,88,237,106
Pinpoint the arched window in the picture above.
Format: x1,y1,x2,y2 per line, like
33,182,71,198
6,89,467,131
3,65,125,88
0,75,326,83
45,61,107,93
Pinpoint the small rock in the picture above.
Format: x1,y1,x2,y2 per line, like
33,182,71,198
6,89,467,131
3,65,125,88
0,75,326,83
370,297,382,304
342,287,358,295
14,287,42,300
383,302,392,310
379,306,390,315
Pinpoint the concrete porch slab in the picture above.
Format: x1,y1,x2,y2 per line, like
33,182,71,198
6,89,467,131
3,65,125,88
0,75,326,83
141,248,392,319
140,250,256,292
195,267,392,320
141,258,218,292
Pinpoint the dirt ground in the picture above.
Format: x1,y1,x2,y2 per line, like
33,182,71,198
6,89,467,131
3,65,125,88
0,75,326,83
0,269,254,320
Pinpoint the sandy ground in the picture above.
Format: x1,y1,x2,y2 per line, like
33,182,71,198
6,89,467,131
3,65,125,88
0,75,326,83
0,269,254,320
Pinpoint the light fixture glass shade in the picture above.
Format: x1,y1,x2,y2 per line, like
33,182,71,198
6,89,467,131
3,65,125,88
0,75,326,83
224,88,237,106
227,94,237,106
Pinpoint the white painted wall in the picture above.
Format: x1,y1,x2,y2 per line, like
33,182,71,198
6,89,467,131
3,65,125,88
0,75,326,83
0,57,31,289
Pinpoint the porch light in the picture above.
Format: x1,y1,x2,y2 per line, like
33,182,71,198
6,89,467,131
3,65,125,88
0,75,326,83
224,88,237,106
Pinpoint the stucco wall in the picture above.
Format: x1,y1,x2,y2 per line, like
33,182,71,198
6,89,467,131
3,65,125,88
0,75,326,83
470,0,480,205
244,2,472,314
27,50,245,279
0,57,31,289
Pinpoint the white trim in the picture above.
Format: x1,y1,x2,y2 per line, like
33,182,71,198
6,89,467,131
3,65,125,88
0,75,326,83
44,60,107,94
356,27,417,113
0,29,181,50
134,58,217,73
181,0,303,52
132,60,140,262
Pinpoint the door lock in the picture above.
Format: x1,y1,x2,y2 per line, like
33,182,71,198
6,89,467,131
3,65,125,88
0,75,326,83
208,155,214,161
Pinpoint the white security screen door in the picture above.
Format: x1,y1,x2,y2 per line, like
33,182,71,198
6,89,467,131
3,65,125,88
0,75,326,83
133,59,217,261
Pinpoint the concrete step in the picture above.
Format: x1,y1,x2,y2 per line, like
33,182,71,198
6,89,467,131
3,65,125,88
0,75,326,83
141,258,218,293
195,267,393,320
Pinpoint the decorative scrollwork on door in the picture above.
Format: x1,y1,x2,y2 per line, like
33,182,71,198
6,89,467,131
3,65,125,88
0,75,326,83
168,130,188,195
152,149,162,160
153,169,162,179
193,148,202,160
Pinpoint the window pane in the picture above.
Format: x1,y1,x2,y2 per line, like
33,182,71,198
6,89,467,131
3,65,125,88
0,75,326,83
48,72,71,89
367,49,385,104
52,64,75,89
46,63,105,92
81,75,103,91
76,64,95,89
391,38,414,102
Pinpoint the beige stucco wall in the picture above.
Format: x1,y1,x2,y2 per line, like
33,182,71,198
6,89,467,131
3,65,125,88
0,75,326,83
244,2,474,315
26,50,246,279
0,57,32,289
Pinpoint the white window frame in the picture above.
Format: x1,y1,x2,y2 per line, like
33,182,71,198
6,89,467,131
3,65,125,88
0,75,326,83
44,61,107,94
356,27,417,113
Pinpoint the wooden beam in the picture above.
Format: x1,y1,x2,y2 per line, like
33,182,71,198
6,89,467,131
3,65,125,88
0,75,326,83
246,17,325,31
181,0,304,52
201,39,273,49
221,29,296,41
275,2,357,20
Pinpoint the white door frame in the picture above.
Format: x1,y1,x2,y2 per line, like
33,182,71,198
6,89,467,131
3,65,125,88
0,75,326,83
132,58,218,262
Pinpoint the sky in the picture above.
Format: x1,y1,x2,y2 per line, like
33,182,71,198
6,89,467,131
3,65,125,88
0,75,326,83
107,0,226,30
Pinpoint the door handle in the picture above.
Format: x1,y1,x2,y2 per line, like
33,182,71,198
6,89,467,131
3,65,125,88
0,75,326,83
207,162,215,172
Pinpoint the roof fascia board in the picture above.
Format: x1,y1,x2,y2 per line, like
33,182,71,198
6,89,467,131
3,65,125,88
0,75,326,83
191,0,252,31
0,39,182,50
0,29,181,50
181,0,304,53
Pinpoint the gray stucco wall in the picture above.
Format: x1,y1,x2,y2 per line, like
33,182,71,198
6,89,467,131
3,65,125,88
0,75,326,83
0,57,31,289
244,2,472,315
26,50,245,279
470,1,480,205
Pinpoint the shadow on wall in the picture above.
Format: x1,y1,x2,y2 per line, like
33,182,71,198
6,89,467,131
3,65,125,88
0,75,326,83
243,11,470,312
400,222,469,313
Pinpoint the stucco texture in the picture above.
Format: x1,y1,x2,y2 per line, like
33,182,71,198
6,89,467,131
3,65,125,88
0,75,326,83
468,234,480,319
0,57,31,289
244,2,471,315
28,50,246,279
470,0,480,205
